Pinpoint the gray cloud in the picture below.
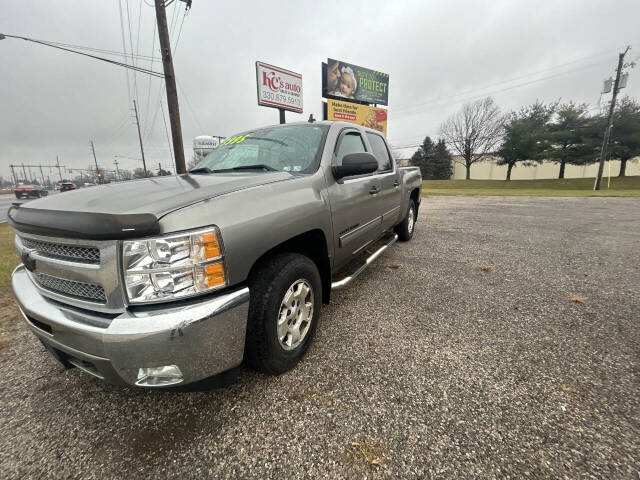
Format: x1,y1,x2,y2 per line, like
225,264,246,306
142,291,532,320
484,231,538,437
1,0,639,178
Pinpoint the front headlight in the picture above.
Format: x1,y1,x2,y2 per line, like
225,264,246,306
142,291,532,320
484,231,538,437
122,226,227,304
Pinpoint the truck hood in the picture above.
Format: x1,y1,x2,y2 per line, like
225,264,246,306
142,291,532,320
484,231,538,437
8,172,294,239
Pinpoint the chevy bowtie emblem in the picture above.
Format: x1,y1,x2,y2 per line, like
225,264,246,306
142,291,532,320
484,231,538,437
21,251,36,272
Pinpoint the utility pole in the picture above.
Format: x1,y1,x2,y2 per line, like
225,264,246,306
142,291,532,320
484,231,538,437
113,159,121,182
594,46,630,191
38,164,46,186
9,165,18,185
133,99,149,177
56,156,63,181
91,141,100,184
154,0,186,175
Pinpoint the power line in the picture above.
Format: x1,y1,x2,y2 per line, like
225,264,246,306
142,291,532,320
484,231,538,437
144,19,158,128
172,6,187,57
392,45,639,116
36,39,157,62
135,0,143,64
117,1,132,102
394,58,614,117
177,78,204,132
160,102,175,163
1,34,165,78
125,0,139,104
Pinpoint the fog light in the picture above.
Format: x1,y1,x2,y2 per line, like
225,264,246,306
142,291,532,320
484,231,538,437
136,365,183,387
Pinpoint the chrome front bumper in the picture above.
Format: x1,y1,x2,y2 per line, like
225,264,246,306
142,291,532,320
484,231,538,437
11,265,250,387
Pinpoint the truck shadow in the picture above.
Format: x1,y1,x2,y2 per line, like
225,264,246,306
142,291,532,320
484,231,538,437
60,365,267,462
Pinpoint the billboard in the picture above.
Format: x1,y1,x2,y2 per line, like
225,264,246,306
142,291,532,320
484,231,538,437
256,61,303,113
327,99,387,134
323,59,389,106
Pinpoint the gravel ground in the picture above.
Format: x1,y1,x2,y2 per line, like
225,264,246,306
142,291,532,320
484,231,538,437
0,195,639,479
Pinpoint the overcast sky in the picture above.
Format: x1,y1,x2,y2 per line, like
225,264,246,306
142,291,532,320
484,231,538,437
1,0,639,181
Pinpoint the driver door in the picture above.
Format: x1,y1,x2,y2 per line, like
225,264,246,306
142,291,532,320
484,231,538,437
326,128,382,269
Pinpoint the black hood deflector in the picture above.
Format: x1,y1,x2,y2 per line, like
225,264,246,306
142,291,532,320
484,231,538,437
8,206,160,240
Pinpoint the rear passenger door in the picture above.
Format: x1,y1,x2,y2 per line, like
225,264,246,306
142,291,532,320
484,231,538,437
327,128,383,268
366,132,402,231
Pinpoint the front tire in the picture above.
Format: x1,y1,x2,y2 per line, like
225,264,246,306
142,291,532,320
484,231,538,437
395,199,416,241
245,253,322,374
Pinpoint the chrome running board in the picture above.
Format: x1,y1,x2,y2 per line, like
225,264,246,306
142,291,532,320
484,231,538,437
331,233,398,290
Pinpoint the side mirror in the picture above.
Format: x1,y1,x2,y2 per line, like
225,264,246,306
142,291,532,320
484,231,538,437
332,152,378,180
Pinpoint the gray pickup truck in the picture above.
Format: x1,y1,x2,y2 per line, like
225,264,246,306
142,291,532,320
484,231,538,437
9,120,421,387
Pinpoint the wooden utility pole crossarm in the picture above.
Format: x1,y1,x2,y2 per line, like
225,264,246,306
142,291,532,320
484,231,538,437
594,46,630,191
154,0,186,175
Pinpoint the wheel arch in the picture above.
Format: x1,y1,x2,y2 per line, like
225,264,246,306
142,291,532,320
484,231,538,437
246,229,332,304
410,187,421,211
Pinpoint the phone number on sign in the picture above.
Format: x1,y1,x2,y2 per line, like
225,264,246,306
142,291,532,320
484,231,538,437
261,90,301,108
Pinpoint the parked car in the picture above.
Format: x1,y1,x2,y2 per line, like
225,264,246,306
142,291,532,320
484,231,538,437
9,121,422,388
59,182,77,192
13,184,48,199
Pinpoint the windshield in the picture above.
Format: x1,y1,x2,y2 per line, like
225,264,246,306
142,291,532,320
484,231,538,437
192,124,328,174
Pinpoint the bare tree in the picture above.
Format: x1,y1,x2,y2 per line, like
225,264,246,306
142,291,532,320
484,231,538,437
118,169,133,181
440,97,504,179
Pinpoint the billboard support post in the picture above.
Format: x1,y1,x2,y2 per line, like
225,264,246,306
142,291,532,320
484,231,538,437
279,109,285,124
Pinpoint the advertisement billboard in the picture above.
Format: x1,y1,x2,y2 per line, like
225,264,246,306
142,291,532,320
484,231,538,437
323,59,389,106
327,98,387,134
256,61,303,113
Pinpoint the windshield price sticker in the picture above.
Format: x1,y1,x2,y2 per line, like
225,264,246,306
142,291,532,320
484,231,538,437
219,134,251,146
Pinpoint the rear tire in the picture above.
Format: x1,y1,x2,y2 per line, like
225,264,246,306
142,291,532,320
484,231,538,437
395,199,416,242
245,253,322,375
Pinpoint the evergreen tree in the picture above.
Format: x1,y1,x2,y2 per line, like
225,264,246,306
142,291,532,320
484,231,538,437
609,96,640,176
432,139,453,179
539,102,601,179
497,102,555,180
411,136,453,179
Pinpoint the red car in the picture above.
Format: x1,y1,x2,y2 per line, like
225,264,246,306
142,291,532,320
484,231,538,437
14,184,48,199
59,182,77,192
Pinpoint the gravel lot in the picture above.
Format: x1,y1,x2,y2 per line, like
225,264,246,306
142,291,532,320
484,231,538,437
1,195,639,479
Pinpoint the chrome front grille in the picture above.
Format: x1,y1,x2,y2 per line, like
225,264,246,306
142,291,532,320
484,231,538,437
15,232,124,313
32,272,107,303
20,237,100,264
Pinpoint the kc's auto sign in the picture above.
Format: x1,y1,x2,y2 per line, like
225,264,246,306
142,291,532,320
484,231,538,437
256,61,303,113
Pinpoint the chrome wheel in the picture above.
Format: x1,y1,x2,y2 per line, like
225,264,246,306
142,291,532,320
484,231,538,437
277,279,314,350
407,206,415,234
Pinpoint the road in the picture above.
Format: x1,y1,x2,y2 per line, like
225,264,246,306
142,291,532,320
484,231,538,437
0,192,57,222
0,196,639,479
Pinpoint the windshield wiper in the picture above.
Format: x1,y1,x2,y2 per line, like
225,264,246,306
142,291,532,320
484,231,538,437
223,164,278,172
189,164,279,174
188,167,213,174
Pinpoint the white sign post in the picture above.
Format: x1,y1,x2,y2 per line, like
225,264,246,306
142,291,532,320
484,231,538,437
256,61,303,123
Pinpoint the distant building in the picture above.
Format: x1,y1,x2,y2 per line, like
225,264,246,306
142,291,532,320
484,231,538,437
394,146,639,179
450,156,640,180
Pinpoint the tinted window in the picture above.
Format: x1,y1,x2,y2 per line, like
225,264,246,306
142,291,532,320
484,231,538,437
335,131,366,166
366,133,393,171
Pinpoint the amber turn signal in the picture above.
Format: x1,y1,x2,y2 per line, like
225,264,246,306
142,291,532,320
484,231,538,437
202,232,221,259
205,262,225,287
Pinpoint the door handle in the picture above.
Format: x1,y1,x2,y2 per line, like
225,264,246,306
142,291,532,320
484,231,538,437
369,186,380,195
393,180,400,187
